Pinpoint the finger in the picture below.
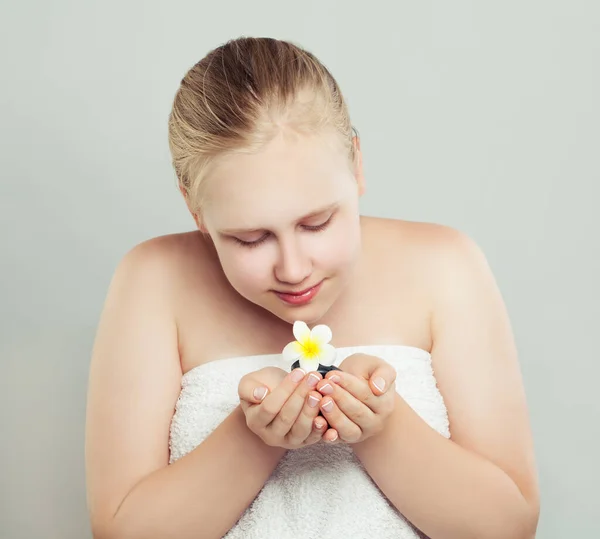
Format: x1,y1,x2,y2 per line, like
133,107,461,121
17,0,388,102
321,372,376,411
319,397,362,443
283,387,323,443
302,414,328,446
358,358,396,396
251,368,307,428
367,363,396,396
322,427,340,443
238,373,274,404
319,378,375,428
325,367,395,407
336,354,397,397
270,373,322,439
314,415,328,431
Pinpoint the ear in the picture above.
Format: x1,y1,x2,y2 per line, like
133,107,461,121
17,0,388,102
179,184,208,232
352,136,365,196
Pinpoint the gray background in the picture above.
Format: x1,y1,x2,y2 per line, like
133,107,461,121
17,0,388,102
1,1,598,538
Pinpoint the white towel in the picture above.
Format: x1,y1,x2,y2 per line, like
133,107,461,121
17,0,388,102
169,345,450,538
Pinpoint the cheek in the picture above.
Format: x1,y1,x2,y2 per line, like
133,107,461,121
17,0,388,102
313,221,361,271
217,247,274,292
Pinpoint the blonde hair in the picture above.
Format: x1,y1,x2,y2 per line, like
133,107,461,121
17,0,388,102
167,36,359,213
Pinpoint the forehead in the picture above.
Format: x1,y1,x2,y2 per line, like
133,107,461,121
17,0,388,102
202,131,353,228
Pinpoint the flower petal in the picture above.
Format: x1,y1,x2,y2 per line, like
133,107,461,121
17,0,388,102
299,356,320,373
282,340,304,363
317,343,337,367
310,324,332,345
293,320,311,344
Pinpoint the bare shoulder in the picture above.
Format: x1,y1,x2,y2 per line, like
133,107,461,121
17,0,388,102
399,220,498,305
119,230,208,272
86,230,212,533
362,216,489,288
113,231,218,296
368,216,539,525
356,217,488,350
365,215,481,254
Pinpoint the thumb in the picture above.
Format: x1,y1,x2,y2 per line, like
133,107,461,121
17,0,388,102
366,361,396,397
238,375,271,404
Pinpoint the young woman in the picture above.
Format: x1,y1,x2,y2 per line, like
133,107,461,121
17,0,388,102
85,37,539,539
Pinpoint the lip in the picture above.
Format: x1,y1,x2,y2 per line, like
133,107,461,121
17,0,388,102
274,280,323,306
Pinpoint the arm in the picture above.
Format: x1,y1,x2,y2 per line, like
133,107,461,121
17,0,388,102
352,228,540,539
85,240,286,539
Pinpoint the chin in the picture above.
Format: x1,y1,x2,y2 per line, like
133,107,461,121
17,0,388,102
278,310,322,326
269,299,334,326
277,312,324,326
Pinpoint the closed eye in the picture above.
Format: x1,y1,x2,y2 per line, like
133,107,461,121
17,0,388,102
302,213,335,232
232,233,270,248
231,213,336,248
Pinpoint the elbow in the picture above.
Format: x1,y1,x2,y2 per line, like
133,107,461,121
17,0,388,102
504,498,540,539
517,486,540,539
90,519,145,539
483,496,539,539
521,501,540,539
89,513,129,539
91,522,133,539
90,518,123,539
90,524,112,539
88,512,111,539
90,516,225,539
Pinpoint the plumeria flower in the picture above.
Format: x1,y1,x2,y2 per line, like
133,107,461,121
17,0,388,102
282,321,337,372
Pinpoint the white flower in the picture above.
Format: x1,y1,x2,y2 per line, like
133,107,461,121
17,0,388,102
282,321,337,372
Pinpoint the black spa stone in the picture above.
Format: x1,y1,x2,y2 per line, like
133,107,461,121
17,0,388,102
291,359,341,377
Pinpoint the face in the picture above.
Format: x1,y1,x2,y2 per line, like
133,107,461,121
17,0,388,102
196,129,364,325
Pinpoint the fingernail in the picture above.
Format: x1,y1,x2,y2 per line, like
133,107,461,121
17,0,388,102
291,368,306,383
321,400,334,413
329,374,341,384
329,431,338,442
308,395,320,408
320,383,334,395
253,387,268,401
306,373,320,388
315,420,325,430
373,377,385,392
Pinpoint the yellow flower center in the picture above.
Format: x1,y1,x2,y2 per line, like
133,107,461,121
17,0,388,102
302,339,320,359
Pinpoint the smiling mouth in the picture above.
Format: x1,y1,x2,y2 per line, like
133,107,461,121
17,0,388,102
276,282,321,296
273,280,324,305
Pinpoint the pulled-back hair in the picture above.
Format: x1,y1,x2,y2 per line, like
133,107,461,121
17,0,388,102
168,36,358,212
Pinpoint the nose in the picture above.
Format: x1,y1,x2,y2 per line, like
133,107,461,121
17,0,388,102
273,236,312,286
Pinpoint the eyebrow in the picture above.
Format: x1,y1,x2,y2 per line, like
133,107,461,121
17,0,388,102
219,202,340,235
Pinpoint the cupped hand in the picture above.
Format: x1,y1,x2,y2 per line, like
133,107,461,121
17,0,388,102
315,353,397,444
238,366,340,449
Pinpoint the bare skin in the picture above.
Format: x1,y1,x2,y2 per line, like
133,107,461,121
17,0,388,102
86,132,539,538
174,218,433,369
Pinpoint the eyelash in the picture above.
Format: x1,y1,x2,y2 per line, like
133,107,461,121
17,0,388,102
233,215,335,249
